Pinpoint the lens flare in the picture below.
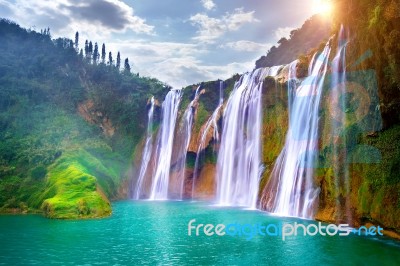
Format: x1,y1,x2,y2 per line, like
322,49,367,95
312,0,333,16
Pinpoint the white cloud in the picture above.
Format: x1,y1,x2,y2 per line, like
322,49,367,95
106,40,208,87
220,40,272,52
107,41,202,64
106,39,254,88
189,8,259,43
151,57,254,89
274,26,294,40
3,0,154,41
225,8,258,31
201,0,216,10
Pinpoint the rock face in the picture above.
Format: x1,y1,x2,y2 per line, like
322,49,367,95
191,68,399,233
192,163,216,199
78,100,115,137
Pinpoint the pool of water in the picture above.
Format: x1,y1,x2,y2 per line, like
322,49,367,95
0,201,399,265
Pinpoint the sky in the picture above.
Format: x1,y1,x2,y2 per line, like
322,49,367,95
0,0,317,88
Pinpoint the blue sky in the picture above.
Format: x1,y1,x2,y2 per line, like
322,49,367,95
0,0,317,88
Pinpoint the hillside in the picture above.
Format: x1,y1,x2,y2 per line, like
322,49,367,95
0,19,169,218
255,15,331,68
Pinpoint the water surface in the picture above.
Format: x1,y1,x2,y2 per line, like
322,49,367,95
0,201,399,265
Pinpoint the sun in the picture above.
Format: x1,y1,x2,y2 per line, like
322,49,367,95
312,0,333,16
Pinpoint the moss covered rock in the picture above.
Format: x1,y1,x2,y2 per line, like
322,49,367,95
37,149,126,219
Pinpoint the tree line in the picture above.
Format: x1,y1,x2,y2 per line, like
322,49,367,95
74,31,131,74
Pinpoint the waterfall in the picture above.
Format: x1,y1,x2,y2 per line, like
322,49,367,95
149,90,182,200
287,60,298,121
265,41,332,218
192,81,224,199
216,67,281,208
174,86,201,199
133,97,155,199
330,25,351,221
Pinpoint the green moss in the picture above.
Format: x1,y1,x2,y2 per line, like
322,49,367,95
358,181,371,213
370,187,385,215
368,5,381,28
323,125,400,228
180,86,194,113
185,152,196,169
224,75,240,96
204,146,218,165
38,149,118,219
194,102,209,132
258,80,289,195
262,103,288,164
359,125,400,186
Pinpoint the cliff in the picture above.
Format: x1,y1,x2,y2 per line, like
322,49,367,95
174,62,400,235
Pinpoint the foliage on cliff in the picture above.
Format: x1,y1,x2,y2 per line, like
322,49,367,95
333,0,400,127
309,0,400,229
0,19,169,217
255,15,331,68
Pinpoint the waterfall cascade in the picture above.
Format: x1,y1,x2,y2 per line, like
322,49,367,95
192,81,224,198
215,67,281,208
133,97,155,199
174,86,202,199
134,28,361,222
264,40,332,218
149,90,182,200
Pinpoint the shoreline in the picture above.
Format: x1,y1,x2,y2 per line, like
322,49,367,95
1,201,399,241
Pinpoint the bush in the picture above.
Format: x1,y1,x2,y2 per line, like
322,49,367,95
31,166,47,179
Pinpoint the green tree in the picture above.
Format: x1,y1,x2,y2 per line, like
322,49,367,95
84,40,89,60
101,43,106,64
74,31,79,51
79,49,84,60
93,42,99,64
124,58,131,73
108,51,113,66
116,51,121,70
88,41,93,55
44,27,51,37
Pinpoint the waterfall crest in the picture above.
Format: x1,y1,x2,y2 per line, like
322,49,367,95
149,90,182,200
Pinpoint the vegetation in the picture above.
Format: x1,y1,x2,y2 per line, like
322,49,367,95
0,0,399,227
40,148,125,219
255,15,331,68
255,1,400,231
332,0,400,127
0,19,169,218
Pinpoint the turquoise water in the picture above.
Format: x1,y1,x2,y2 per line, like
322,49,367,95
0,201,399,265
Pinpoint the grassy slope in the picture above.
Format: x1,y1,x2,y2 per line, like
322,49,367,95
0,19,168,218
0,103,128,218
